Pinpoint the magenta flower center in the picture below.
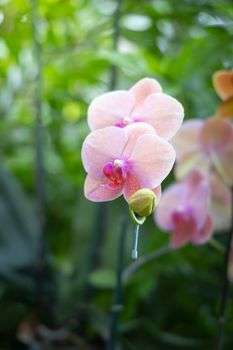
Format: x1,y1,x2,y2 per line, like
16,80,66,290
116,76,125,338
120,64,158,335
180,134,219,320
115,117,134,128
116,114,141,128
171,207,195,232
102,159,128,190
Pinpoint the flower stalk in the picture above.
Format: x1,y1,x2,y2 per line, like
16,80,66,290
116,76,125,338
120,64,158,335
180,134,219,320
214,187,233,350
131,224,140,260
108,215,128,350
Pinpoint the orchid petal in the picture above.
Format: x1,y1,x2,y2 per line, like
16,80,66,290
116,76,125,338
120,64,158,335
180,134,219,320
81,126,127,178
136,93,184,141
155,183,188,231
175,152,209,181
172,119,203,161
130,78,162,111
130,134,176,188
200,117,233,153
152,185,162,204
87,91,135,130
211,145,233,186
185,170,211,229
84,175,123,202
209,174,231,231
200,118,233,185
123,173,161,203
170,227,190,248
123,174,141,200
191,215,213,244
122,122,156,158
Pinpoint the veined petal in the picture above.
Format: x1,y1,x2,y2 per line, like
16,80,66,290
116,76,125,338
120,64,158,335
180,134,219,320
130,134,176,188
81,126,127,178
123,173,161,202
152,185,162,204
130,77,162,110
122,122,156,158
87,91,135,130
123,174,141,200
136,93,184,140
84,175,123,202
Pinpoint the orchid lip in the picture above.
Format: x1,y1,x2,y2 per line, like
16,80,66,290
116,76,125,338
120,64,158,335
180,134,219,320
102,158,128,190
172,207,193,224
115,116,134,128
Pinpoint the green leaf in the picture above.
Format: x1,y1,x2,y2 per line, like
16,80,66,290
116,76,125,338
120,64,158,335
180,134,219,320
0,166,38,287
88,268,116,289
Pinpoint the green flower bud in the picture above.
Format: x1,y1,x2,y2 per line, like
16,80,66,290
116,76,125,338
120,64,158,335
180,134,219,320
128,188,158,218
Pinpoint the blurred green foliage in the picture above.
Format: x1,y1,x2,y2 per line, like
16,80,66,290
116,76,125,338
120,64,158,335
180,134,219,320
0,0,233,349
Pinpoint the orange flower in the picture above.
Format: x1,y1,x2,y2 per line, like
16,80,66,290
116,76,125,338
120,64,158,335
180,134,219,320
213,70,233,120
213,70,233,101
215,97,233,120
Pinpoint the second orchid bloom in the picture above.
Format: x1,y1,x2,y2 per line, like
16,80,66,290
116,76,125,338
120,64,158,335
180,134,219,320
155,70,233,248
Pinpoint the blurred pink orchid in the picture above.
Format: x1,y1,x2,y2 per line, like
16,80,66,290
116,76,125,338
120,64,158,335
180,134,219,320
81,123,175,202
208,173,231,232
172,117,233,186
155,170,213,248
87,78,184,141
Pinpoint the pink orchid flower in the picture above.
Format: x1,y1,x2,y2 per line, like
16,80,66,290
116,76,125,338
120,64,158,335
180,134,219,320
172,117,233,186
155,170,213,248
208,172,231,232
81,123,175,202
87,78,184,141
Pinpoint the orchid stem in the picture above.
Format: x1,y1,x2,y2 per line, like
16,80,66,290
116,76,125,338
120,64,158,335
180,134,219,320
123,245,172,283
214,187,233,350
209,238,225,254
107,215,128,350
132,225,140,260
